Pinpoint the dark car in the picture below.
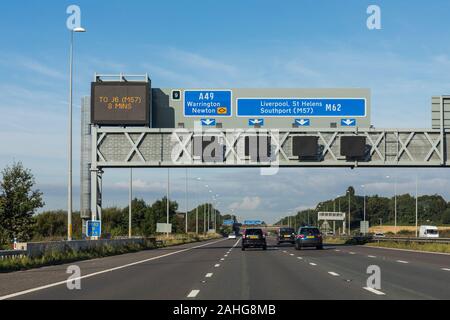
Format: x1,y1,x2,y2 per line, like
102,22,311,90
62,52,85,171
242,228,267,251
277,227,296,245
295,227,323,250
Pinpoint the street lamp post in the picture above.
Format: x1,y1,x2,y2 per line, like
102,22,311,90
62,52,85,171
386,175,397,234
129,168,132,238
185,168,188,234
166,168,170,237
67,26,85,241
361,185,367,235
415,175,419,237
347,190,351,235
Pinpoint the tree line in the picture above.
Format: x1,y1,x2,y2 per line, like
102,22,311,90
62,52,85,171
278,186,450,229
0,162,226,246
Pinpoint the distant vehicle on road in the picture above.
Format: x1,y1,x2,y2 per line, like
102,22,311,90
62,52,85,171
374,232,385,238
277,227,296,245
419,225,439,238
228,232,237,239
242,228,267,251
295,227,323,250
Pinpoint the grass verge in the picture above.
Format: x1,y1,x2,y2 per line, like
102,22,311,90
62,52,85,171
366,241,450,254
323,237,348,245
0,234,221,273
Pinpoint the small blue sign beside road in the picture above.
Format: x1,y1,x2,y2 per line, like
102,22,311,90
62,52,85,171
294,119,310,126
223,219,235,226
237,98,366,117
248,119,264,126
341,118,357,127
87,220,101,237
184,90,232,117
244,220,263,225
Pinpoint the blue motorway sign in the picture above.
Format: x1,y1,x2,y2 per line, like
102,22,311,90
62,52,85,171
237,98,366,117
294,119,310,126
223,219,235,226
243,220,263,225
184,90,232,117
248,119,264,126
341,118,357,127
87,220,101,237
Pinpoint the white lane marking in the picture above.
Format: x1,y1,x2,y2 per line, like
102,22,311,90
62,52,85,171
283,250,287,253
0,238,228,300
205,273,213,278
328,272,340,276
363,287,386,295
309,262,317,266
214,264,220,267
368,255,377,258
224,254,228,257
297,257,303,260
290,253,294,256
220,258,225,261
187,290,200,298
357,244,450,256
349,252,356,255
335,249,341,252
396,260,409,264
442,268,450,271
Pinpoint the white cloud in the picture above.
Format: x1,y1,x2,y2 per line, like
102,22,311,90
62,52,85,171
229,196,262,211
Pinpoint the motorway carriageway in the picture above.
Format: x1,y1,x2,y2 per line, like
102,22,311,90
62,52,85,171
0,237,449,300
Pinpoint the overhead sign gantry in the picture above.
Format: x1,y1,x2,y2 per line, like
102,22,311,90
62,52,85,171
80,73,449,229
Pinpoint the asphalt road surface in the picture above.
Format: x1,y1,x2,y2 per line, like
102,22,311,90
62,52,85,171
1,237,449,300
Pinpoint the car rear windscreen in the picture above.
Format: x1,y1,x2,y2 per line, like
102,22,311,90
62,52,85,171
299,228,320,235
280,228,295,234
245,229,263,235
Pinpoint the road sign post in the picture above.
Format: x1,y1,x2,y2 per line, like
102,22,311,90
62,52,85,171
360,221,369,235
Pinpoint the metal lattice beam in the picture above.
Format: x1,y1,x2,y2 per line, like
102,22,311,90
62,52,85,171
91,127,448,168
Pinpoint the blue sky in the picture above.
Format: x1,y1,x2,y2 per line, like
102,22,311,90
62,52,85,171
1,1,450,223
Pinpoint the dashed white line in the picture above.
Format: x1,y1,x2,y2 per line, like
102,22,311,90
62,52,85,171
328,272,340,276
205,273,213,278
335,249,341,252
220,258,225,261
297,257,303,260
290,253,294,256
396,260,409,264
349,252,356,255
363,287,386,295
0,237,228,301
283,250,287,253
309,262,317,266
442,268,450,271
214,264,220,268
187,290,200,298
368,255,376,258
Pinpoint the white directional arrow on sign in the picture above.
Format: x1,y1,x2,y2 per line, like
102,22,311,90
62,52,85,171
201,119,216,126
341,119,356,126
249,119,264,125
295,119,310,126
